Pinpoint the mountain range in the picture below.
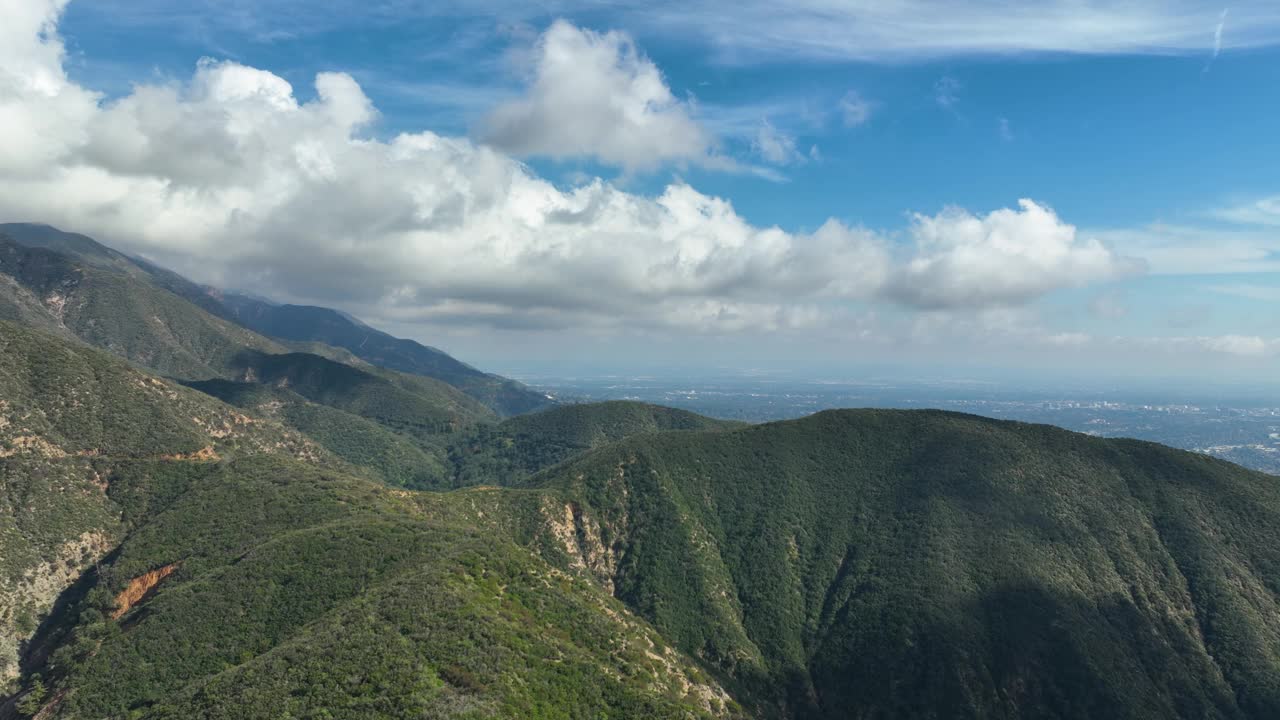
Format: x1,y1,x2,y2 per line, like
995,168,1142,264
2,225,1279,719
0,223,554,418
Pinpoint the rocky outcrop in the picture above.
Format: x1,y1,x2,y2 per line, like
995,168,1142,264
543,500,619,594
158,446,219,462
0,532,113,690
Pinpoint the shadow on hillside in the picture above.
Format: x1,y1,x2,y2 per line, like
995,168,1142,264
803,583,1244,720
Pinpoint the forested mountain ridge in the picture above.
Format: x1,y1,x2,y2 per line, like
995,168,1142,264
0,322,739,719
449,401,746,487
0,232,285,379
523,409,1280,718
217,293,554,416
0,321,329,694
0,225,555,489
184,379,454,490
0,224,553,417
7,317,1280,718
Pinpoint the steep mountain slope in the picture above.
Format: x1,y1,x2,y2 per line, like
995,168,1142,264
0,233,285,379
0,271,73,340
450,401,745,486
0,323,739,719
526,410,1280,719
187,379,453,489
0,229,498,446
0,224,552,417
0,321,325,693
0,223,240,323
228,350,493,439
0,224,144,276
219,294,554,416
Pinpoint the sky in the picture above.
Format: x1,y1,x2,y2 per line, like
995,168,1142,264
1,0,1278,385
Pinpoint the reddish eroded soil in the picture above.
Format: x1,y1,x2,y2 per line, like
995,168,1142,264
111,563,179,619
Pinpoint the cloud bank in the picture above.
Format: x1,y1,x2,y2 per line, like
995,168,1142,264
0,0,1138,338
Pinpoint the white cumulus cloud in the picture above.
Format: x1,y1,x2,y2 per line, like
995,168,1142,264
0,1,1141,339
479,20,712,172
888,200,1142,309
0,0,99,173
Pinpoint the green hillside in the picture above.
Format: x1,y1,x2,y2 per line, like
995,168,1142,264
7,322,1280,718
184,387,740,490
219,294,555,416
228,350,494,439
0,226,550,418
526,409,1280,719
0,323,738,719
450,401,745,486
186,379,453,489
0,233,285,379
0,228,502,468
0,321,326,694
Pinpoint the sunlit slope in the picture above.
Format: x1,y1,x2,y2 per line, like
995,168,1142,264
531,409,1280,719
0,233,283,379
0,321,325,695
0,324,739,719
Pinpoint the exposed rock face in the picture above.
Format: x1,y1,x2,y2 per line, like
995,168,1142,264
0,436,66,459
0,531,113,691
543,500,619,593
158,446,219,462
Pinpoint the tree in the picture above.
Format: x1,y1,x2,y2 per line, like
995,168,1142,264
17,675,47,717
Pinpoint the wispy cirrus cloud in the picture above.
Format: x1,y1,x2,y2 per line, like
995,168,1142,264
1204,8,1230,71
934,75,961,110
73,0,1280,62
1212,194,1280,226
1206,283,1280,302
751,119,810,166
1213,8,1230,58
998,117,1014,141
838,91,874,127
1089,224,1280,275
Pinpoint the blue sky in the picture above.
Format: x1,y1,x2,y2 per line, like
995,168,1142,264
3,0,1279,384
56,2,1280,229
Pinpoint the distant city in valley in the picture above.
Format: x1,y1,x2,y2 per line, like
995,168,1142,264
520,374,1280,475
